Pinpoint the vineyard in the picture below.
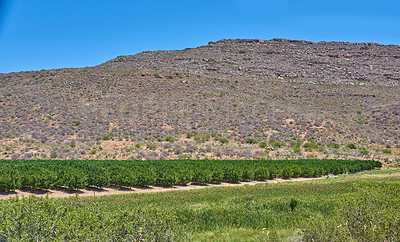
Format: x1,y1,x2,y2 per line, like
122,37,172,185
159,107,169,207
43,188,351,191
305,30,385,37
0,159,381,191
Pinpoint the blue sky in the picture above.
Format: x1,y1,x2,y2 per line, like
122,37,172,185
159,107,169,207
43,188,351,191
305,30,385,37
0,0,399,73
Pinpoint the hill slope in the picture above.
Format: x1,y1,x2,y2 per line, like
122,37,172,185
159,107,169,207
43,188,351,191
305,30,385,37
98,38,400,86
0,39,399,162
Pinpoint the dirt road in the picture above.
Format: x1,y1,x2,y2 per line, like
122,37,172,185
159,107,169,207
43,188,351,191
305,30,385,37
0,176,333,200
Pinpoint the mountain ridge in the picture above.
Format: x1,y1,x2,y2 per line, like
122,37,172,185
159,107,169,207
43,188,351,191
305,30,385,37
96,38,400,86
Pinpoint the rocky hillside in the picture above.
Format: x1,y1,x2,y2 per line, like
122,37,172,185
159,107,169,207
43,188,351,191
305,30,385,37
0,39,399,163
99,39,400,86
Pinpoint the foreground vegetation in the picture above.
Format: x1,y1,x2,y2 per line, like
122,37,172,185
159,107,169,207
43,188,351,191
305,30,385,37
0,159,381,190
0,168,399,241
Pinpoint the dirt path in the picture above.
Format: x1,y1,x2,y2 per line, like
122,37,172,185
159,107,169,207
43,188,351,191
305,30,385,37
3,171,399,200
0,176,334,200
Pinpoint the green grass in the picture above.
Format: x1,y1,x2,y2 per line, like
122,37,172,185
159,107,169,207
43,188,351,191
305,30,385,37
78,168,400,240
1,168,399,241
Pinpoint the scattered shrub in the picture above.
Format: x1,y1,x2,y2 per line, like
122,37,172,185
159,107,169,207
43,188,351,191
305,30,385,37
102,132,114,140
147,143,157,150
347,144,357,149
165,135,176,143
245,138,257,144
289,198,298,212
271,141,282,149
218,137,229,144
327,143,340,149
358,147,369,155
259,142,267,148
293,147,301,153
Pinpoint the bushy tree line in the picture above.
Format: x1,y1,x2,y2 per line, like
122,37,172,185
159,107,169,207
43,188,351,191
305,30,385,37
0,159,381,191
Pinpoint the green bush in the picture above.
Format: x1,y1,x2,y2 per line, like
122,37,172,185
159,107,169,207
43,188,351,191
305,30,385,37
382,148,392,154
147,143,157,150
358,147,369,155
218,137,229,144
102,132,114,140
259,142,267,148
289,198,298,212
165,135,176,143
186,132,197,138
303,142,318,152
245,138,257,144
271,141,282,149
194,134,211,143
327,143,340,149
347,144,357,149
290,141,301,148
293,147,301,153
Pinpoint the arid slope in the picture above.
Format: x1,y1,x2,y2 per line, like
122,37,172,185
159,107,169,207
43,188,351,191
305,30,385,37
0,39,399,162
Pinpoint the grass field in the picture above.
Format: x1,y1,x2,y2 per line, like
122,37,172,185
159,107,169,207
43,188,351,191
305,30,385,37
1,168,399,241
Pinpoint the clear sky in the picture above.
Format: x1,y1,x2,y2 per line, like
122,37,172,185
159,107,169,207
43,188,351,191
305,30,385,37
0,0,399,73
